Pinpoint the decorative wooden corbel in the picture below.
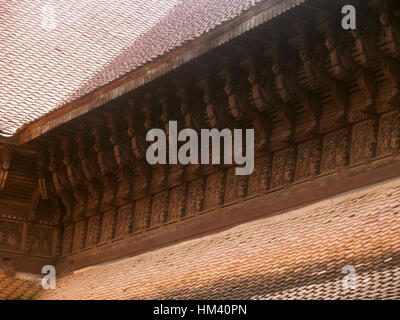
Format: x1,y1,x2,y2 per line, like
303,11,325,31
242,51,296,143
105,112,135,203
125,101,152,193
380,0,400,60
195,70,234,130
325,14,376,118
222,61,271,151
299,23,348,126
272,38,320,135
0,145,12,191
37,151,48,200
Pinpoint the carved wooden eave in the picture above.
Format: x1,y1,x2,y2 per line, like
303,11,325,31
6,0,309,145
1,0,400,279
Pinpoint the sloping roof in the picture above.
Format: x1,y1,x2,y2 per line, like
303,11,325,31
0,0,269,136
0,270,41,300
0,0,180,136
35,177,400,300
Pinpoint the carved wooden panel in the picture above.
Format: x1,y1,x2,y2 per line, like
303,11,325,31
270,148,296,189
350,120,376,164
224,167,248,203
321,128,349,173
0,220,23,251
86,215,101,248
100,209,115,243
295,138,321,181
185,179,204,216
168,185,186,222
247,155,271,196
72,220,86,253
150,191,169,228
115,204,133,239
204,171,225,210
377,111,400,156
132,197,151,232
61,224,74,256
26,225,53,257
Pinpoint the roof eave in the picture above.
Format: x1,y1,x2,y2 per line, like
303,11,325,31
13,0,307,145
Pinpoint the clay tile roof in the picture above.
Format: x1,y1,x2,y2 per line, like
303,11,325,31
0,0,265,136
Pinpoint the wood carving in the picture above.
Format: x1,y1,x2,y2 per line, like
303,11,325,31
270,148,296,189
0,220,23,251
150,191,169,228
224,166,247,203
185,179,204,216
0,146,11,191
325,16,376,119
350,1,400,109
37,151,48,200
106,113,134,205
299,25,348,126
350,120,376,163
100,209,115,243
295,139,321,181
272,40,320,135
321,128,349,173
223,64,271,150
377,111,400,156
242,53,295,143
133,197,151,232
61,224,74,256
247,155,271,196
115,204,133,239
204,171,225,210
380,0,400,60
126,101,152,193
167,185,186,222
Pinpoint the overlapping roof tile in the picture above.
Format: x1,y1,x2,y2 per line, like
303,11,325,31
0,0,265,136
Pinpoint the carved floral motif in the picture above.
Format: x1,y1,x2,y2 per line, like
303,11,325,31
377,111,400,156
270,148,296,188
295,139,321,180
168,185,186,222
186,179,204,216
350,120,376,164
115,204,133,239
133,197,151,232
321,129,349,172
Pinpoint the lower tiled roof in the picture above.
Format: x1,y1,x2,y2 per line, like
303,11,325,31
0,271,41,300
34,177,400,300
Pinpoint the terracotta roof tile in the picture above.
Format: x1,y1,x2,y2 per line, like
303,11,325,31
34,178,400,300
0,0,266,136
0,0,183,135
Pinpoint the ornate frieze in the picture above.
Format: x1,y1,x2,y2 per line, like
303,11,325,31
321,128,349,173
185,179,204,216
0,220,23,252
86,215,101,248
204,171,225,210
295,139,321,181
167,185,186,222
132,197,151,233
115,204,133,239
150,191,169,228
100,209,116,243
270,148,296,189
247,155,271,196
350,120,377,164
377,111,400,156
